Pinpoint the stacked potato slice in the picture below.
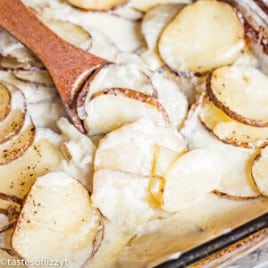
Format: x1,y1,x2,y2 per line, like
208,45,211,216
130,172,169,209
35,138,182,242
200,65,268,149
77,63,188,135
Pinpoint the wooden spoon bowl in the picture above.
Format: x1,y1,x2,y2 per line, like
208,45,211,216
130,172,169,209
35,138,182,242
0,0,108,133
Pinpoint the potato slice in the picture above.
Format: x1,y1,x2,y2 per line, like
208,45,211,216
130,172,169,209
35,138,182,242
0,110,26,145
251,146,268,196
162,149,222,212
67,0,126,10
208,65,268,127
158,0,244,74
95,118,186,176
200,98,268,148
0,56,42,70
182,98,259,198
92,169,155,227
12,172,103,268
0,115,35,165
78,63,156,108
0,248,24,267
0,138,61,199
141,4,184,50
0,82,11,123
0,83,27,144
13,70,54,88
82,89,169,135
129,0,191,12
42,19,91,50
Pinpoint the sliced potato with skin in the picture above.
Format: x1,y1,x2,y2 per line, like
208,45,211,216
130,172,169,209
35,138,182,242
0,138,61,199
77,63,156,114
181,102,258,198
0,114,35,165
199,98,268,148
0,82,11,123
0,83,27,144
82,89,169,135
0,56,43,70
208,65,268,127
159,0,244,74
95,118,186,176
129,0,191,12
251,146,268,196
0,110,26,145
162,149,222,212
12,172,103,268
67,0,126,11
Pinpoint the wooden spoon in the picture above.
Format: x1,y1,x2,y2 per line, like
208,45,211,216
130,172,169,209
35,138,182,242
0,0,107,133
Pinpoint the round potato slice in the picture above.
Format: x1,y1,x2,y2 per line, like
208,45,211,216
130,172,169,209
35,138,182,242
67,0,126,10
162,149,222,212
0,114,35,165
199,98,268,148
0,83,11,123
158,0,244,74
0,137,61,200
208,65,268,127
83,89,169,135
12,172,103,268
251,146,268,196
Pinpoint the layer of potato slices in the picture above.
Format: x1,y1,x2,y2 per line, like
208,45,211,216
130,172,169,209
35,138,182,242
208,65,268,127
162,149,222,212
158,0,244,74
181,98,259,199
67,0,126,11
199,98,268,148
251,146,268,196
129,0,191,12
95,118,186,176
12,172,103,268
78,64,187,134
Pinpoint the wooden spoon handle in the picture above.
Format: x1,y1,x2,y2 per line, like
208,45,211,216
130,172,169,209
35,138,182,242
0,0,106,105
